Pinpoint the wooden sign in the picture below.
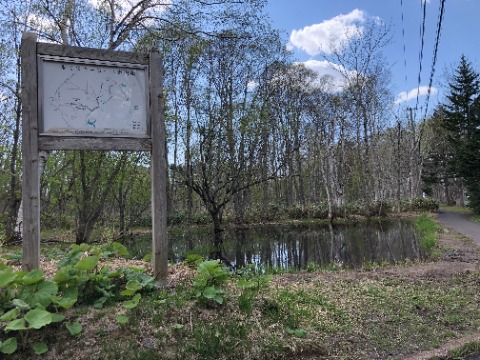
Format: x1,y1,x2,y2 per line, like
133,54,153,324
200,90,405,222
21,32,168,284
38,56,148,138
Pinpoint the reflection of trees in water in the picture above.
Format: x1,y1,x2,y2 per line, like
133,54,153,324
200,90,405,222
121,220,421,270
219,220,420,270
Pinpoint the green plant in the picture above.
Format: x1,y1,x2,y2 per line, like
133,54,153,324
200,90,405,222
0,242,154,354
193,260,229,306
185,253,203,267
414,214,440,254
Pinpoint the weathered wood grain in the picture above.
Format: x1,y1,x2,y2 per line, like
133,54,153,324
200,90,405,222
21,32,40,271
149,49,168,284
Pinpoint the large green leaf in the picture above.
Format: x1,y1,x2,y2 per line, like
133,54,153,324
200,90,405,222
123,293,141,309
51,313,65,323
34,281,58,308
0,337,17,354
12,299,30,311
22,269,44,284
0,268,16,288
24,308,53,329
0,307,20,322
33,342,48,355
5,318,28,331
112,242,129,256
19,280,58,308
53,287,78,309
74,256,100,271
52,267,72,283
65,321,82,336
126,280,142,292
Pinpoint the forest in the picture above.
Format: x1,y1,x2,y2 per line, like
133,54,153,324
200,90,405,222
0,0,478,246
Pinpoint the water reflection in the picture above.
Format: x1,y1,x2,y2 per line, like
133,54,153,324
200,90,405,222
122,219,422,271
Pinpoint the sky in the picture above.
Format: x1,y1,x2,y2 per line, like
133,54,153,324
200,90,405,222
265,0,479,118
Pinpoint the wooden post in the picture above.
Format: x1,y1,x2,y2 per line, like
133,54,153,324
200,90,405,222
21,32,40,271
149,49,168,284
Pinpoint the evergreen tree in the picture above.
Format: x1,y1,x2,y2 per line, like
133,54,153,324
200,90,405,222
442,55,480,212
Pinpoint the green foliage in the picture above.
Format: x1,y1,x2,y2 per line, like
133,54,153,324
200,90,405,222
399,198,440,212
414,214,440,254
185,253,203,267
0,337,17,354
0,242,154,355
193,260,229,306
441,56,480,214
115,315,129,324
33,342,48,355
65,321,82,336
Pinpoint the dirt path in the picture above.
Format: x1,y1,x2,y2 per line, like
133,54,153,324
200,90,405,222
437,209,480,246
402,209,480,360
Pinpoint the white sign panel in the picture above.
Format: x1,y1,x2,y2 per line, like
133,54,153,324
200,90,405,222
39,56,148,137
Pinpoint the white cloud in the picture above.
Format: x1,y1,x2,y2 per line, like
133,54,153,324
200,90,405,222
289,9,366,56
394,86,438,105
303,60,356,92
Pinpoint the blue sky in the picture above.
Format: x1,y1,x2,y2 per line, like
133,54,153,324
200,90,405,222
265,0,479,116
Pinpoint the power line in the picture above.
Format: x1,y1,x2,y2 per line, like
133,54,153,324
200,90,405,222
414,0,427,116
400,0,408,87
423,0,446,118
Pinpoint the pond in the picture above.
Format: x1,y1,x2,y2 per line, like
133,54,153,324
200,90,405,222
121,219,423,271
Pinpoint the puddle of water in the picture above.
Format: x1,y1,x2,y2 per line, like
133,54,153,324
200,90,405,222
121,219,422,271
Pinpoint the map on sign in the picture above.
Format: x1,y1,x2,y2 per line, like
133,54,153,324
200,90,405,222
40,57,148,137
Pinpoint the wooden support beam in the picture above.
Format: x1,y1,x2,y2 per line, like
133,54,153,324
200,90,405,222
149,49,168,284
21,32,40,271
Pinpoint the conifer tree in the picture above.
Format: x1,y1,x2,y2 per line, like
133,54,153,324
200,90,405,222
442,55,480,212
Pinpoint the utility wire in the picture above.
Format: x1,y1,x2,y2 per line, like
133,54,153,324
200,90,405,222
414,0,427,116
400,0,408,87
423,0,446,118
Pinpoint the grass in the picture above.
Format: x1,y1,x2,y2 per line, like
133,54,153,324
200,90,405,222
24,265,478,360
2,213,480,359
414,213,441,255
444,341,480,359
439,205,474,215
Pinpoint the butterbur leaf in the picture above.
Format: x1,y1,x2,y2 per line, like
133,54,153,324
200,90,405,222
22,269,44,284
0,268,16,288
0,337,17,354
5,318,28,331
115,315,128,324
74,256,99,271
123,293,141,309
51,313,65,323
94,297,107,309
125,280,142,292
120,289,135,296
24,308,52,329
31,281,58,308
112,242,129,256
12,299,30,311
0,307,20,321
65,322,82,336
33,342,48,355
53,267,72,283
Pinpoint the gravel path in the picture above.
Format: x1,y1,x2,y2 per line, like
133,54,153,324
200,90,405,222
437,209,480,246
